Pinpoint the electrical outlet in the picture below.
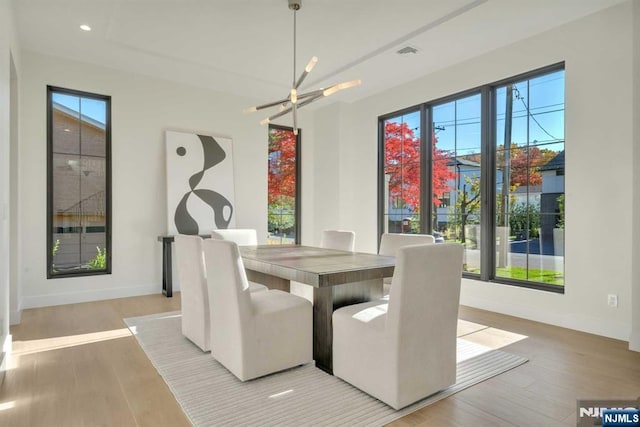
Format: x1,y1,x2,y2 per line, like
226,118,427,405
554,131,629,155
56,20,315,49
607,294,618,308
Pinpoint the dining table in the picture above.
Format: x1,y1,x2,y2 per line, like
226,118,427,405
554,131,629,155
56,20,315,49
156,237,396,374
239,244,395,374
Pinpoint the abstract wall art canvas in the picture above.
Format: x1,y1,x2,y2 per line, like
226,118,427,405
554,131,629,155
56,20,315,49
165,130,235,235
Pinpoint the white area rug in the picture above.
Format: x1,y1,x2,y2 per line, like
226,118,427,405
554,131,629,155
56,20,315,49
124,312,527,427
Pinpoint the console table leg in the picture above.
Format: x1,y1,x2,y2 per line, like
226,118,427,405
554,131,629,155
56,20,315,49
162,239,173,297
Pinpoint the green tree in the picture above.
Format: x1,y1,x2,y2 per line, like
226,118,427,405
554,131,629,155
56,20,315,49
509,202,540,239
88,246,107,270
452,175,481,244
556,194,565,228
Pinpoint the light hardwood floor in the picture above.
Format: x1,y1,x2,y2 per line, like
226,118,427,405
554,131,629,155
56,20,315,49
0,293,638,426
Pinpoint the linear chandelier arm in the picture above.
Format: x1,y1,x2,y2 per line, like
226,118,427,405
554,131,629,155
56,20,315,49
264,105,295,123
296,89,324,100
244,97,291,113
295,71,310,90
295,56,318,89
296,93,324,108
292,103,298,134
322,79,362,97
261,93,324,124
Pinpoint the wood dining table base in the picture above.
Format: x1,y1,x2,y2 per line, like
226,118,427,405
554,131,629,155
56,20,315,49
312,278,383,374
239,245,394,375
246,270,291,293
247,268,383,374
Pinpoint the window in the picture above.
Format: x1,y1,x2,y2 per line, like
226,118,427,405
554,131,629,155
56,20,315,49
47,86,111,278
432,93,482,274
268,125,300,244
380,109,421,234
494,69,565,287
378,64,564,292
438,192,450,208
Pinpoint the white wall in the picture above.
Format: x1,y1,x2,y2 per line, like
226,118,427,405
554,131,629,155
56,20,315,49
312,2,636,343
9,50,20,326
0,0,11,378
0,0,21,379
309,104,342,243
631,0,640,351
18,51,277,308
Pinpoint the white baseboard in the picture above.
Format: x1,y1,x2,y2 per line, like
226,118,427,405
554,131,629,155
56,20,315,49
461,285,630,342
21,284,161,309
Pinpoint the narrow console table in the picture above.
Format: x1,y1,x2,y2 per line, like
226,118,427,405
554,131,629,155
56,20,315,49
157,235,211,297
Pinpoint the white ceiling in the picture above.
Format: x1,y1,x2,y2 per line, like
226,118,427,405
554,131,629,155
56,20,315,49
12,0,626,105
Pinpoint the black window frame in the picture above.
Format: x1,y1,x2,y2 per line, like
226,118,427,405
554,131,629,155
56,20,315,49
377,62,565,293
267,124,301,245
47,85,112,279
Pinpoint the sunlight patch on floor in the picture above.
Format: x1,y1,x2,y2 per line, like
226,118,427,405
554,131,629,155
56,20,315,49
269,389,294,399
457,319,490,337
459,320,528,351
456,319,528,362
12,328,133,356
0,401,16,411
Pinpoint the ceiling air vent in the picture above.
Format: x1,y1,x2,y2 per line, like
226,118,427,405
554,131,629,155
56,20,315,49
396,45,419,55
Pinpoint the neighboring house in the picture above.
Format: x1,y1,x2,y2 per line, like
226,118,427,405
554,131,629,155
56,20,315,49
539,150,565,254
434,158,482,232
385,156,502,235
511,185,542,206
51,102,107,269
387,150,560,246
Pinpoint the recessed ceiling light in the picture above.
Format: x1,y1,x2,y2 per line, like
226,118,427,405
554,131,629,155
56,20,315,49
80,24,91,32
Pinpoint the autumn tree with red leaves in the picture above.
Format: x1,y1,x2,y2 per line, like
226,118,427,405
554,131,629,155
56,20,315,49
431,131,456,205
268,128,297,201
384,121,421,210
268,128,297,233
383,121,454,217
507,143,556,187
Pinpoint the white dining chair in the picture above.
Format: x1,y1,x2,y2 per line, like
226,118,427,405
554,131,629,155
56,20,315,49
290,229,357,303
320,230,356,251
210,229,268,293
333,243,463,410
203,239,313,381
211,229,258,246
174,234,211,351
378,233,436,294
378,232,436,256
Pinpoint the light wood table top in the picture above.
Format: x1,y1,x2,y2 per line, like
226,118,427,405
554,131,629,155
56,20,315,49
239,245,396,287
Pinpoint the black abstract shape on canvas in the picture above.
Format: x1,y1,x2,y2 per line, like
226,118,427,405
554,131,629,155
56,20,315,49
174,193,199,235
173,134,234,235
192,189,234,229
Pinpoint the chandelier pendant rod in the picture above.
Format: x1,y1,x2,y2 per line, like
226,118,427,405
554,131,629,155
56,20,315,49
292,5,298,134
293,7,297,87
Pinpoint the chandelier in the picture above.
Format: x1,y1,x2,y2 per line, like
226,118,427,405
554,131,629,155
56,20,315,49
243,0,361,134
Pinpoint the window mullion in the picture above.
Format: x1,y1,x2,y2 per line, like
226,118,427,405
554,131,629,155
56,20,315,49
481,86,495,282
421,104,430,234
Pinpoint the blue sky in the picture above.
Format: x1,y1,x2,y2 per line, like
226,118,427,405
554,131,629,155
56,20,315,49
388,69,565,156
52,92,106,124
